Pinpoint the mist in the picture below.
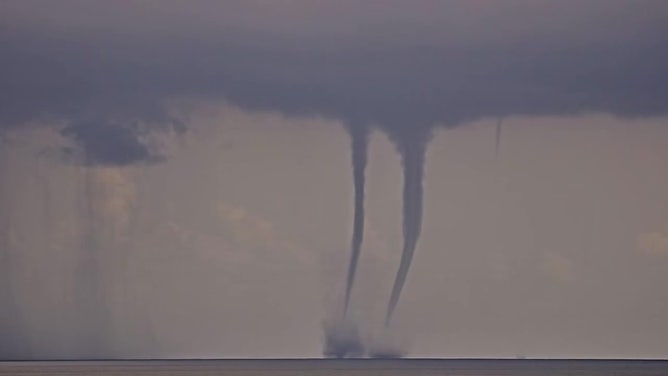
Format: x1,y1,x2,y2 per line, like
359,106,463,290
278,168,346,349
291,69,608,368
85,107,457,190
1,108,668,358
2,0,668,360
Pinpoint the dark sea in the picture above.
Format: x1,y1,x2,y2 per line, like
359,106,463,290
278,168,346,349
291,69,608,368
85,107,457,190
1,359,667,376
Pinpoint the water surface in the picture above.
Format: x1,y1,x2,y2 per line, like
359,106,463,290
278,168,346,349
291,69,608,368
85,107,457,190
2,359,667,375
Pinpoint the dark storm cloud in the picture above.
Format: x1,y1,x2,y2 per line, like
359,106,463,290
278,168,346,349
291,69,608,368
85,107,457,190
61,120,155,166
1,0,668,160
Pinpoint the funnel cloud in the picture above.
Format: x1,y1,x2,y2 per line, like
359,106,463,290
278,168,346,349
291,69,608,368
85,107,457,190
342,125,369,317
385,130,431,326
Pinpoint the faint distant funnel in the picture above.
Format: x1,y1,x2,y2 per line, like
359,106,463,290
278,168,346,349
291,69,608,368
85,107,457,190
495,118,503,159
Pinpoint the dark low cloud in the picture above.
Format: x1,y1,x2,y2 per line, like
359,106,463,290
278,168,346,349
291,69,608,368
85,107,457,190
1,1,667,163
61,120,156,166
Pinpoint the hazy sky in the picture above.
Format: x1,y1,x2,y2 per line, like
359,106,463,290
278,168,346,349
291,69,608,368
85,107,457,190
1,1,668,359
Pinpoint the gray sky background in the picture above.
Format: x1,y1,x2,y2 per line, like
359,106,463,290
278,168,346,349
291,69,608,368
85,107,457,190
1,1,668,359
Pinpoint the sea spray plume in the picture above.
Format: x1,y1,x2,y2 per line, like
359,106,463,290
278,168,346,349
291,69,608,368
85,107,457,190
367,329,407,358
343,124,369,318
322,319,365,358
385,128,431,326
